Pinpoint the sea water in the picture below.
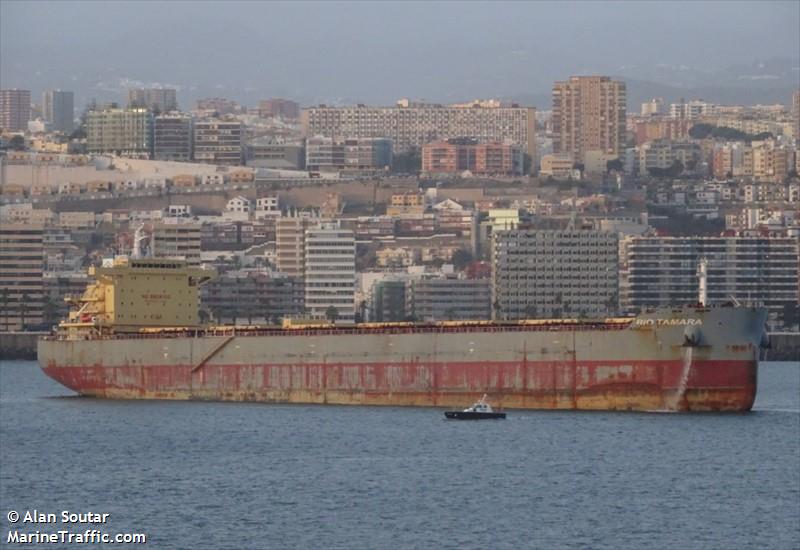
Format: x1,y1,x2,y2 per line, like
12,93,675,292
1,360,798,549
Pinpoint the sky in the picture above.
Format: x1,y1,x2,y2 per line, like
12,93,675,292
1,0,798,108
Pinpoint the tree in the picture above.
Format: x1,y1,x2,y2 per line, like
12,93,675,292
780,303,800,331
492,300,503,321
261,298,274,326
552,292,564,319
451,248,473,271
392,147,421,174
19,293,29,331
522,153,533,175
9,135,25,151
42,295,59,327
444,308,457,321
198,309,211,325
606,293,619,317
689,123,713,139
69,128,87,140
606,158,623,173
325,305,339,324
0,288,9,331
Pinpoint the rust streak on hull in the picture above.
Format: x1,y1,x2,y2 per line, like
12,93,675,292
42,359,757,412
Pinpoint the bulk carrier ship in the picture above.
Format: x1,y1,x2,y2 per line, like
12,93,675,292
38,257,769,412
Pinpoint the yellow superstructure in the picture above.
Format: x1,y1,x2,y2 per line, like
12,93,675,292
64,257,214,333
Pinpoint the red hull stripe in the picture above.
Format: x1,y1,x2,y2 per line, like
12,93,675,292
43,359,755,393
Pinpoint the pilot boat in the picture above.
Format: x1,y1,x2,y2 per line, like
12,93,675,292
444,395,506,420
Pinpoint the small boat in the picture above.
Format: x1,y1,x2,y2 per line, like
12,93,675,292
444,395,506,420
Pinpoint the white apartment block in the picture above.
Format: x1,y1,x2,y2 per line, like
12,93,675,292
304,222,355,323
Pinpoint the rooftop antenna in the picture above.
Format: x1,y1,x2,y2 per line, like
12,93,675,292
697,257,708,306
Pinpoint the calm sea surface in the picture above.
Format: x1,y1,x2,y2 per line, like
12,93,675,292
1,360,798,550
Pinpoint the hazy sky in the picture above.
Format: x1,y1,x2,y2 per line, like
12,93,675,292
1,0,798,106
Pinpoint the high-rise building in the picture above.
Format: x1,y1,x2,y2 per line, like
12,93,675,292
85,108,153,157
792,89,800,142
0,89,31,132
258,98,300,119
552,76,626,163
151,222,202,267
0,223,44,330
301,101,536,163
305,136,392,172
128,88,178,112
275,215,316,278
492,229,619,319
623,236,799,326
153,113,193,161
304,222,355,323
194,119,244,165
42,90,74,134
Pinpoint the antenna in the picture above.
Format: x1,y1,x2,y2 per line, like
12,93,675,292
697,257,708,306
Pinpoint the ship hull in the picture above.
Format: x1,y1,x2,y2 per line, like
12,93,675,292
38,307,767,412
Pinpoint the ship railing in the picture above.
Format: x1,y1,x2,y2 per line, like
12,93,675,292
44,319,632,341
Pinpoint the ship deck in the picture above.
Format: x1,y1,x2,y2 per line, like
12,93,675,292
46,318,634,341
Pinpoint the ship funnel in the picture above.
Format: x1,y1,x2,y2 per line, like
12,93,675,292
697,258,708,306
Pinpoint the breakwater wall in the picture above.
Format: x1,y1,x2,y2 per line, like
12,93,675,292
766,332,800,361
0,332,46,360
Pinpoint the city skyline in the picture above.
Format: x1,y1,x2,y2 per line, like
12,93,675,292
1,1,798,109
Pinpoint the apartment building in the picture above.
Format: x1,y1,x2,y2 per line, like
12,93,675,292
128,88,178,112
0,89,31,132
539,154,575,179
153,113,194,161
305,136,392,172
201,271,302,324
304,222,355,323
258,98,300,119
632,118,692,146
42,90,74,134
421,139,522,176
85,108,153,157
623,236,799,324
194,119,244,166
552,76,626,164
247,139,305,169
151,222,202,267
301,101,536,162
669,100,716,119
407,277,491,321
492,229,619,319
0,223,44,330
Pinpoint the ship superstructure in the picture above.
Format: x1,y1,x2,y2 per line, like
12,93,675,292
39,259,768,412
